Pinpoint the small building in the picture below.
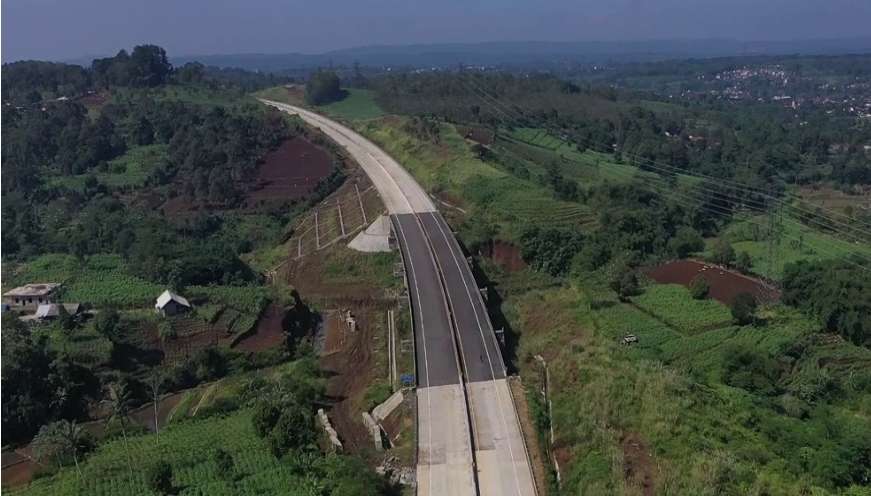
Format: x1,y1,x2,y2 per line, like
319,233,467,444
3,283,62,311
35,303,81,321
155,290,191,317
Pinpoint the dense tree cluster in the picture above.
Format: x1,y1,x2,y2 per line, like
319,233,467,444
91,45,172,88
2,45,290,107
1,61,91,104
1,314,99,442
305,70,344,105
2,93,290,287
373,71,871,188
782,260,871,346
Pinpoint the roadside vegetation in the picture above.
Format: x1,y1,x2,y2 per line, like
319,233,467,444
345,69,870,494
2,46,396,493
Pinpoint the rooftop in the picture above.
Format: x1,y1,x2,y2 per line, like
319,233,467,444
3,283,62,297
155,290,191,309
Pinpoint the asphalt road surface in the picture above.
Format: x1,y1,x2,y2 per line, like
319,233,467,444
263,100,535,496
391,214,463,388
419,212,507,383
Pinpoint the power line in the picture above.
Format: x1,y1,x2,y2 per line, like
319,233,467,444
456,75,870,271
458,73,871,242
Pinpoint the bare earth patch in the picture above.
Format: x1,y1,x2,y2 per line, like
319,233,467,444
646,259,780,305
620,432,655,496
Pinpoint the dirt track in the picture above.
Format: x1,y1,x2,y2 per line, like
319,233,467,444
319,308,381,451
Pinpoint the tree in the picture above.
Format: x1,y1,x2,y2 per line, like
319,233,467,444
57,305,77,333
305,70,343,105
31,422,66,470
267,401,317,457
146,461,174,495
31,420,90,480
2,315,97,442
731,292,758,325
519,227,584,277
129,45,172,87
94,308,121,342
735,251,753,274
782,260,870,346
722,344,780,396
106,383,135,478
610,266,639,301
56,420,89,481
710,238,736,266
668,226,704,258
689,275,710,299
147,370,164,442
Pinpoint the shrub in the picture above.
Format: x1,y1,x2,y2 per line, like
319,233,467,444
609,267,639,300
722,345,780,396
146,461,174,495
689,275,710,300
735,251,753,274
212,448,234,479
731,292,758,325
363,381,392,412
267,402,317,457
668,226,705,258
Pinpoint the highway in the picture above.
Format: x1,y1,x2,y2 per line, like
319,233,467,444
262,99,537,496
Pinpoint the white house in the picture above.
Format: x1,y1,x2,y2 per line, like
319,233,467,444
154,290,191,317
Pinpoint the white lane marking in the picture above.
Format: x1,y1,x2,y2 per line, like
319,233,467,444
429,212,525,496
393,217,434,493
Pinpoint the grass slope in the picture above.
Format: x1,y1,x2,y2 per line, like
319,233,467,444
319,89,384,121
504,277,871,495
357,118,595,241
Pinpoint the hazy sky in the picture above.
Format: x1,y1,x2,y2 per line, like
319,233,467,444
3,0,871,61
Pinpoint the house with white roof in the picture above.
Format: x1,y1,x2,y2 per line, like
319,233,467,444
154,290,191,317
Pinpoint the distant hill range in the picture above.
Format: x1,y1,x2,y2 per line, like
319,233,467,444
168,38,871,72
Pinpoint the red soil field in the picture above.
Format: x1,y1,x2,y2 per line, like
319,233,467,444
246,137,334,207
77,91,108,109
646,259,780,305
481,240,527,272
233,304,287,353
459,125,495,145
2,451,38,489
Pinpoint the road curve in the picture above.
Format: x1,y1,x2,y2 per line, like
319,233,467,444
262,100,536,496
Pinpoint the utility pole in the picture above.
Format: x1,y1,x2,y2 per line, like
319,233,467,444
315,210,320,250
766,189,783,276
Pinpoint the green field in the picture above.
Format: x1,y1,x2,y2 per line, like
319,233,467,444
319,89,384,121
251,86,298,105
321,245,399,290
714,214,871,279
47,144,168,191
11,409,298,496
3,254,269,322
630,283,733,335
